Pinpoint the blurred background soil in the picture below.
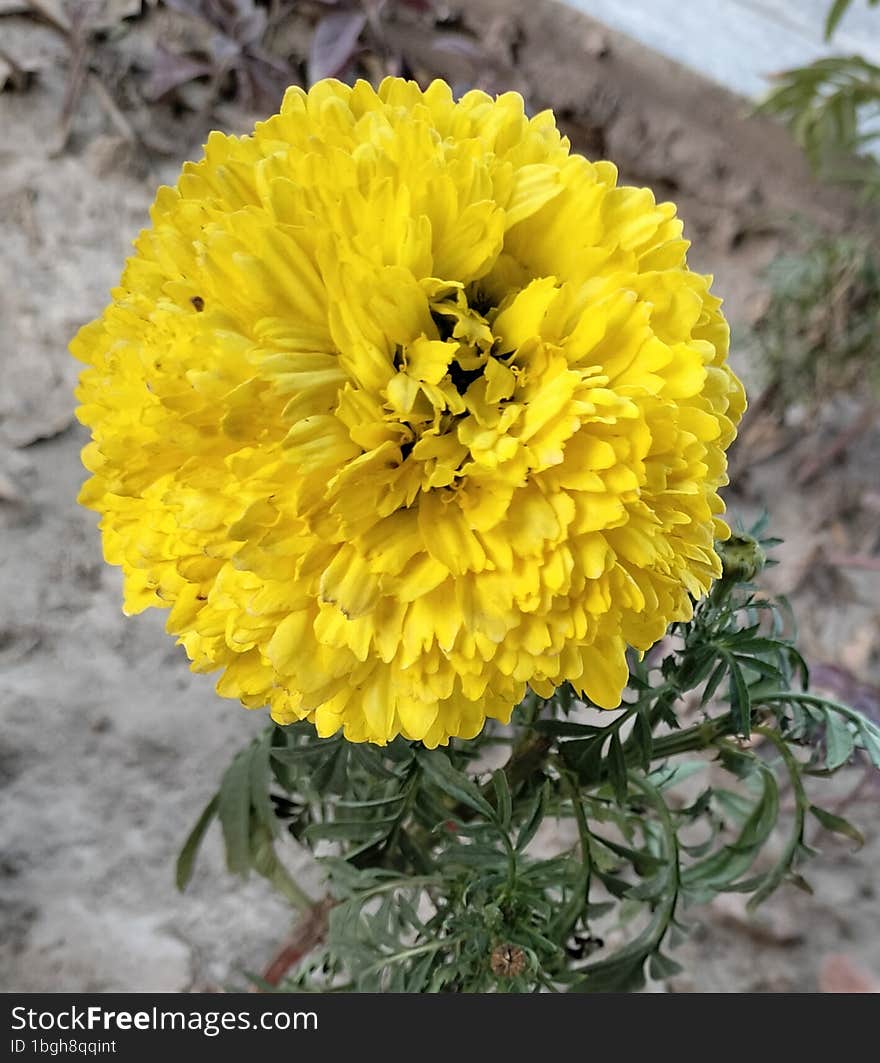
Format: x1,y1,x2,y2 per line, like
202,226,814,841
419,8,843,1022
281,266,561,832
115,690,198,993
1,0,878,991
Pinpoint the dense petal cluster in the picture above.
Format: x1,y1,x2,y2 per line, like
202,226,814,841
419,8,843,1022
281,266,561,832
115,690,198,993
73,77,745,746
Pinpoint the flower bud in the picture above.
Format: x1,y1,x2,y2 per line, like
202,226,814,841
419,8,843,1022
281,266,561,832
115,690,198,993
717,534,766,584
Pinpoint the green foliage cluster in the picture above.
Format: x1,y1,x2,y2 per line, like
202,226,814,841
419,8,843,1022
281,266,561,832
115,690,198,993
756,0,880,199
750,0,880,410
754,229,880,405
179,526,880,992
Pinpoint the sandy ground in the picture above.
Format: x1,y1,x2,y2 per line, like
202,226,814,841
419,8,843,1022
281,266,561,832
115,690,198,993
1,0,878,992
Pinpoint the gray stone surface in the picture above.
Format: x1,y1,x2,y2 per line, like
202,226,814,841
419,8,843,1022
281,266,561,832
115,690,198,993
564,0,880,98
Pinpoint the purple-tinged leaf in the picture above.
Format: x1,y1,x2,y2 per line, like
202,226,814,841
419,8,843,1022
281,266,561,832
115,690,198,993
308,10,367,84
144,46,214,101
162,0,205,17
430,33,486,60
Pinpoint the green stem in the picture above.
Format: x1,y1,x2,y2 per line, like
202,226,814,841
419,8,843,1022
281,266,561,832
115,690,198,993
501,830,518,895
644,717,732,762
747,725,809,909
558,766,593,934
360,936,464,980
574,772,679,990
756,690,865,728
499,728,554,792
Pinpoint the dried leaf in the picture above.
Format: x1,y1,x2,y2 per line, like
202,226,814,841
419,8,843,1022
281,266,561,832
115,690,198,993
308,10,366,84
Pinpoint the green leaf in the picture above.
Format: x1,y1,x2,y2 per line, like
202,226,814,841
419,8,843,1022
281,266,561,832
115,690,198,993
491,769,512,830
788,871,814,895
218,744,255,875
576,953,648,993
310,741,350,792
335,793,409,810
417,750,495,820
701,659,728,706
824,713,855,770
713,788,755,825
747,729,808,911
650,760,706,790
627,871,668,901
632,711,653,771
734,654,784,682
407,948,438,993
648,950,683,980
683,765,779,892
856,716,880,769
532,719,603,737
809,804,865,849
725,654,751,737
304,818,398,842
250,728,278,837
593,834,664,876
249,822,312,908
515,782,549,852
607,733,628,806
270,738,336,764
347,743,405,780
175,794,218,891
824,0,853,39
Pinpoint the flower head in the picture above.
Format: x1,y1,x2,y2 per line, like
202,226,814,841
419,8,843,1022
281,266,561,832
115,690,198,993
72,77,745,746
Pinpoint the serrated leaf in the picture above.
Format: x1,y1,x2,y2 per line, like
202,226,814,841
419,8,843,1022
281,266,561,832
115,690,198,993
734,655,784,682
607,733,628,805
348,742,406,780
593,834,664,876
650,760,707,789
788,872,814,895
713,788,755,824
491,769,512,830
726,654,751,737
627,872,667,901
649,950,683,980
632,711,653,771
856,717,880,769
304,817,398,842
581,956,647,993
809,804,865,849
554,682,575,712
515,782,548,852
311,742,350,792
407,947,437,993
175,793,218,891
533,719,603,737
417,750,495,819
560,735,604,785
270,741,334,764
443,844,506,867
702,659,728,706
683,766,778,891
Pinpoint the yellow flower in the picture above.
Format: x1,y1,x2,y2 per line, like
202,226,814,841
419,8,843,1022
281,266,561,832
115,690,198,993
72,77,745,747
